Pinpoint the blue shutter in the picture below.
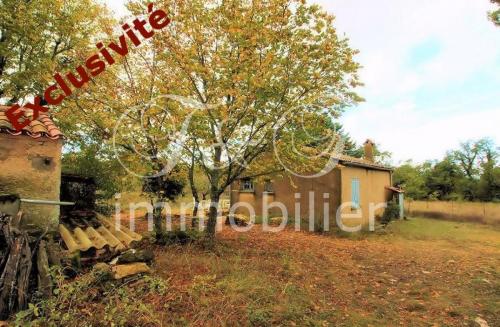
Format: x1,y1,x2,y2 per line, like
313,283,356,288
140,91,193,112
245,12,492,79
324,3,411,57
352,179,360,208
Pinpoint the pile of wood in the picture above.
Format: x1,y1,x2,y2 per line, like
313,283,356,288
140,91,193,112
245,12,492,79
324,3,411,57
95,249,154,280
0,206,152,320
0,212,53,320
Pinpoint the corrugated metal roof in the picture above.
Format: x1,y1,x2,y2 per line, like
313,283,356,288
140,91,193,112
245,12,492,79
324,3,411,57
0,106,63,140
59,216,142,253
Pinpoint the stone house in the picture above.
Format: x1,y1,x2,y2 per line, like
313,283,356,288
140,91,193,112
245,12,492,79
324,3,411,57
0,106,63,231
230,140,395,230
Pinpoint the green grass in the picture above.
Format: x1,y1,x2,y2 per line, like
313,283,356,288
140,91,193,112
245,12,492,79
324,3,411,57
385,217,500,247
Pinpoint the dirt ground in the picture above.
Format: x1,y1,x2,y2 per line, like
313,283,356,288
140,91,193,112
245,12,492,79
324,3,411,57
137,218,499,326
18,217,499,326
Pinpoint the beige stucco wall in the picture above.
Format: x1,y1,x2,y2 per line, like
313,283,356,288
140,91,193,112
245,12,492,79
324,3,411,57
231,166,392,231
339,166,392,227
0,134,62,231
231,169,342,230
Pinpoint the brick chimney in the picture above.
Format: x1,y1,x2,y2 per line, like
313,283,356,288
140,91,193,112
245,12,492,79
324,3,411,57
363,139,375,162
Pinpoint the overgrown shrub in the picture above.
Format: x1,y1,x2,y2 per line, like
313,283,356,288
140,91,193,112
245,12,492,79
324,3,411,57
381,201,400,225
62,145,125,200
95,202,114,216
14,267,168,326
155,229,202,246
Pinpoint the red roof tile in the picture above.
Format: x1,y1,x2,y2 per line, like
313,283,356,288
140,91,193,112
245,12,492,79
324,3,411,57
0,106,63,140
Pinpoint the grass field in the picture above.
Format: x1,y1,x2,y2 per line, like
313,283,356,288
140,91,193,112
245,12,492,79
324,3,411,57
22,217,500,326
148,218,499,326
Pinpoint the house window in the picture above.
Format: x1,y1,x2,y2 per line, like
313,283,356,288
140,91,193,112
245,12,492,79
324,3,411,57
351,178,360,209
240,178,254,192
263,179,274,193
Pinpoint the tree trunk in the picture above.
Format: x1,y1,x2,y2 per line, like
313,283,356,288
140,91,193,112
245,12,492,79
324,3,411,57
192,199,200,228
188,158,200,227
205,192,220,240
205,143,223,240
153,197,164,237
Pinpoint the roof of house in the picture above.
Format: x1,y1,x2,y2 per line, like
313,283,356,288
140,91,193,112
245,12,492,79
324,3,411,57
332,154,393,172
0,106,63,140
386,186,404,193
238,154,393,181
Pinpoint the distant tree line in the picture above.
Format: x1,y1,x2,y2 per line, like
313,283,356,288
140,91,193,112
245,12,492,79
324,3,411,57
394,138,500,202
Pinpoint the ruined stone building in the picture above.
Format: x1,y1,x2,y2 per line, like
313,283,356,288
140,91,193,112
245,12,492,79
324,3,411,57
0,106,63,231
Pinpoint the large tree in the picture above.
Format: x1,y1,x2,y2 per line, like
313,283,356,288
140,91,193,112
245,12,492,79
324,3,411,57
477,141,500,201
393,161,429,200
58,0,361,240
56,26,190,236
137,0,362,239
425,157,464,200
477,159,500,201
450,139,492,180
449,138,497,199
0,0,109,103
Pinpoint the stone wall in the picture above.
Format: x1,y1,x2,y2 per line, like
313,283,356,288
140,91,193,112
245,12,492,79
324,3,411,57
0,134,63,231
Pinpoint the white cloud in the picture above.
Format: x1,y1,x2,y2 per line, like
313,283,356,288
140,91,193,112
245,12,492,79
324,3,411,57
317,0,500,94
312,0,500,162
343,101,500,163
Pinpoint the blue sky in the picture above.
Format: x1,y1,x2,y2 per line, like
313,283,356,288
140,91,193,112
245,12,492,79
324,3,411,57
106,0,500,163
